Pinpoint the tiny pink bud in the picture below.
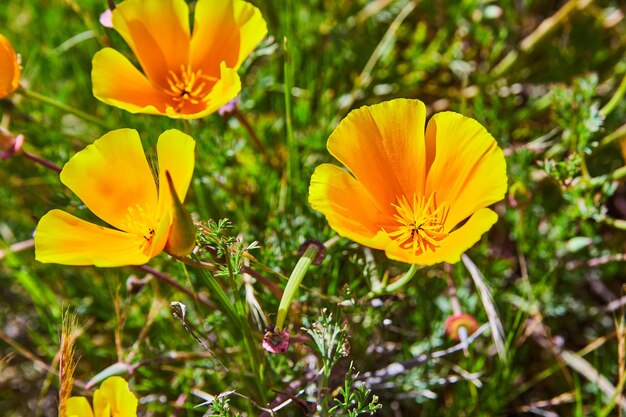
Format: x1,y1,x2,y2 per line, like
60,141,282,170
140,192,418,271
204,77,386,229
218,96,240,117
99,9,113,28
0,127,24,159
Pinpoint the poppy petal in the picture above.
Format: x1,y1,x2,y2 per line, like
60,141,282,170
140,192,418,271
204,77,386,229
66,397,94,417
34,210,151,267
327,99,428,211
111,0,190,86
190,0,266,77
156,129,195,220
425,112,507,229
60,129,158,234
93,377,138,416
232,0,268,69
384,208,498,265
309,163,391,249
0,33,20,98
92,48,170,115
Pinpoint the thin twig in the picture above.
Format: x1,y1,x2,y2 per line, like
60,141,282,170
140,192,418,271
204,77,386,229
358,323,490,385
135,265,217,309
23,151,62,173
233,109,273,167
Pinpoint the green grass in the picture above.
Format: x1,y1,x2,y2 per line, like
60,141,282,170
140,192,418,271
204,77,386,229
1,0,626,416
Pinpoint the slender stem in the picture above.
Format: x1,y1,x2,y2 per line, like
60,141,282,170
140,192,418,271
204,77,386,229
384,264,418,293
598,122,626,148
283,37,298,205
584,165,626,189
446,267,469,356
19,86,111,130
491,0,591,78
0,239,34,261
181,119,191,135
601,69,626,117
601,216,626,231
223,249,266,402
23,151,62,173
171,254,217,270
579,151,590,179
189,256,266,402
135,265,217,309
233,110,273,167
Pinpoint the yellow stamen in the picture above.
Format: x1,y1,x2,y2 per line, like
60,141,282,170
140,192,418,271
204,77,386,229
386,193,450,255
123,204,156,251
164,65,217,111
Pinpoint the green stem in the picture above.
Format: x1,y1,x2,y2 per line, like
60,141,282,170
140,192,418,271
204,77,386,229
19,86,111,130
233,110,273,167
384,264,418,293
601,68,626,117
283,36,298,209
191,258,240,328
598,122,626,148
601,216,626,231
184,254,266,402
181,119,192,135
491,0,590,78
583,165,626,189
225,250,266,402
275,245,317,331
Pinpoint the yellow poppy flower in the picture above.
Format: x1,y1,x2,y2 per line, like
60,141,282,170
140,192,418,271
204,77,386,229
34,128,195,267
309,99,507,265
66,376,137,417
0,33,20,99
92,0,267,119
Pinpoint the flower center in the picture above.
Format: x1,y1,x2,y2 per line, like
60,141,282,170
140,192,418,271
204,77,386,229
164,65,217,111
123,204,156,251
386,193,450,255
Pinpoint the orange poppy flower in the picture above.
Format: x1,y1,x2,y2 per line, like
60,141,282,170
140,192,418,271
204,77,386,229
34,128,195,267
92,0,267,119
309,99,507,265
0,33,20,99
66,376,137,417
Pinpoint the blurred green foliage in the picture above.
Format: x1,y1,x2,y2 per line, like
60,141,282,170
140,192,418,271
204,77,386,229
1,0,626,416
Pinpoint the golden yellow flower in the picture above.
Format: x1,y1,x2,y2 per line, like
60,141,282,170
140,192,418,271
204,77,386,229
309,99,507,265
35,128,195,267
92,0,267,119
0,33,20,99
66,376,137,417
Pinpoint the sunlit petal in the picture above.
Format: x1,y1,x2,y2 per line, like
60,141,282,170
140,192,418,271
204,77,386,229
60,129,158,234
92,48,170,115
93,377,138,417
425,112,507,228
309,164,391,250
34,210,151,267
66,397,95,417
327,99,427,209
190,0,266,77
111,0,190,86
232,0,268,69
385,208,498,265
155,129,195,221
0,33,20,99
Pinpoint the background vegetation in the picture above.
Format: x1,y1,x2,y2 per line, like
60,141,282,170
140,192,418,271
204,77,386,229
1,0,626,416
